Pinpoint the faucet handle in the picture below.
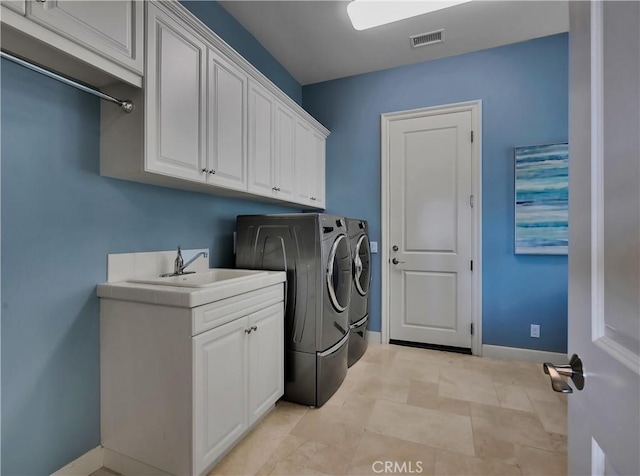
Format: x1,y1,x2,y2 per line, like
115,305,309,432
174,246,184,274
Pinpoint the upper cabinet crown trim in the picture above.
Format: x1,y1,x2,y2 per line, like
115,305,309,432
154,0,329,138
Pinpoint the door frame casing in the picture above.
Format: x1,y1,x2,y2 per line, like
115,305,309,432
380,100,483,355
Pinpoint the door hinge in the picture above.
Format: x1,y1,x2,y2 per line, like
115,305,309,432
471,131,474,143
469,195,474,208
470,323,474,335
470,260,473,271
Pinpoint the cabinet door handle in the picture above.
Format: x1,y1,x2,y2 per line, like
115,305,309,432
202,168,208,173
245,328,252,334
245,325,258,334
209,170,216,175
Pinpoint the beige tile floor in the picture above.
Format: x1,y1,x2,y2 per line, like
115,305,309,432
208,343,567,476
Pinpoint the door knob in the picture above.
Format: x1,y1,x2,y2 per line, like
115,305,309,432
391,257,405,265
543,354,585,393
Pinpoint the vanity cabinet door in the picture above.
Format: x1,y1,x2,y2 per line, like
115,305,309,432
207,48,247,191
274,103,296,202
247,80,275,197
27,0,142,73
193,316,249,475
248,303,284,425
145,4,207,183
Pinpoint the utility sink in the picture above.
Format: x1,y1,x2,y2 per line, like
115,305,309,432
128,269,268,288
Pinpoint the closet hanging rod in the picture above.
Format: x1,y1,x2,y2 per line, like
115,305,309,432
1,50,134,113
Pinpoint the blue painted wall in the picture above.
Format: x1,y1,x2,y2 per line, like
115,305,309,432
0,4,302,474
303,33,569,353
180,1,302,104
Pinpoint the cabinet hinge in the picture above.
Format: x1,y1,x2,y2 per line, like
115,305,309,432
471,131,474,143
470,323,474,335
470,260,473,272
469,195,474,208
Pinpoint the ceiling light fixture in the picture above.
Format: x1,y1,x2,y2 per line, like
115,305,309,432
347,0,473,31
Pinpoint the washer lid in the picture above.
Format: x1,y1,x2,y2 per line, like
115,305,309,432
353,234,371,296
327,234,351,312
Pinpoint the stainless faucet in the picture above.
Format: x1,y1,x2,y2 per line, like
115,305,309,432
161,247,208,277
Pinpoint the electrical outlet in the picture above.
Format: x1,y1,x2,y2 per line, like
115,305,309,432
530,324,540,338
370,241,378,253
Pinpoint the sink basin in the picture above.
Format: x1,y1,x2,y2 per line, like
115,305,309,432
128,269,268,288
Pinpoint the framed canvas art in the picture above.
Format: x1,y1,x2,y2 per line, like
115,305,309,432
514,143,568,255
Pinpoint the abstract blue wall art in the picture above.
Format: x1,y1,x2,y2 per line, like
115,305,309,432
514,143,569,255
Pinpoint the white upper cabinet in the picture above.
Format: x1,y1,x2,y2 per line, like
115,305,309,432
2,0,25,15
145,4,206,183
27,0,142,74
310,132,326,208
294,118,312,204
274,103,296,202
100,1,328,209
248,81,298,203
247,80,276,197
206,48,247,191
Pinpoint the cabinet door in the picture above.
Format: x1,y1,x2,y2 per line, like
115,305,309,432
294,118,312,205
27,0,142,73
207,48,247,191
2,0,25,15
274,104,296,202
247,81,275,197
310,132,326,208
193,317,249,475
248,303,284,425
145,4,206,183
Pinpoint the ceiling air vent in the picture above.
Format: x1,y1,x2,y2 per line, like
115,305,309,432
410,29,444,48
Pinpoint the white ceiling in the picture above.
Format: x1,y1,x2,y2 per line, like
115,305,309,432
218,1,569,85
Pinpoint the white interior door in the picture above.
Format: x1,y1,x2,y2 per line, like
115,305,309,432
566,3,640,475
389,108,474,349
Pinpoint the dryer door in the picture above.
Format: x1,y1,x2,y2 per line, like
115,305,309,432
326,234,351,312
353,234,371,296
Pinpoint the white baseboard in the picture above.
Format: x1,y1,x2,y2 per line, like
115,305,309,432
51,446,103,476
51,446,170,476
367,330,381,343
482,344,568,364
103,449,171,476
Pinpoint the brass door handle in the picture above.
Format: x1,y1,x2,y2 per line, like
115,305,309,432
543,354,585,393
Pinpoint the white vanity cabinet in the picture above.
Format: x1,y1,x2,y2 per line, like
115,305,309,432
1,0,143,87
100,282,285,476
